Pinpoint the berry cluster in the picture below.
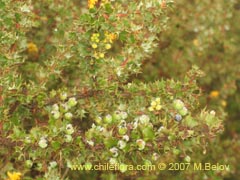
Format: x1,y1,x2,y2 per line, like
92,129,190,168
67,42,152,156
173,99,188,122
50,92,77,121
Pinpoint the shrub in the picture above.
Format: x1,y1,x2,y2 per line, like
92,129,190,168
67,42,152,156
0,0,239,179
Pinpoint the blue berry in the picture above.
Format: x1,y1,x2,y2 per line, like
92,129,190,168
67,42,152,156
175,114,182,122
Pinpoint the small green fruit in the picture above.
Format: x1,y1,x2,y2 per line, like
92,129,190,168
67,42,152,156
24,136,32,144
173,99,184,110
179,107,188,116
184,156,191,162
117,140,126,149
136,139,146,150
52,110,60,119
25,160,33,168
64,112,73,120
49,161,57,169
95,116,102,124
144,160,152,166
104,114,113,124
173,148,181,155
60,92,67,101
120,111,128,119
68,97,77,107
139,115,150,124
113,111,122,121
38,138,48,148
65,124,74,134
64,134,73,143
118,126,127,135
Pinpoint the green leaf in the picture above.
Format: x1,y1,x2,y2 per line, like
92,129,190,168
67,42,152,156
104,138,117,148
142,126,155,140
105,3,113,14
51,141,61,150
119,31,128,42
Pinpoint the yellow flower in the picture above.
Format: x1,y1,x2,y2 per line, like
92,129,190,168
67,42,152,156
104,31,117,43
155,105,162,111
7,172,22,180
209,90,219,98
149,98,162,112
155,97,161,103
221,100,227,107
99,53,105,58
27,42,38,54
93,33,99,37
148,107,154,111
88,0,98,9
193,39,199,47
105,44,111,50
91,33,100,42
92,43,98,49
151,101,157,107
94,52,99,59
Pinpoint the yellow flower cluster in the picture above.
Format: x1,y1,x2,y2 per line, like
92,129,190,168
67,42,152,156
90,32,117,59
104,31,117,44
88,0,98,9
103,32,117,50
148,97,162,111
6,172,21,180
94,52,105,59
91,33,100,49
27,42,38,54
